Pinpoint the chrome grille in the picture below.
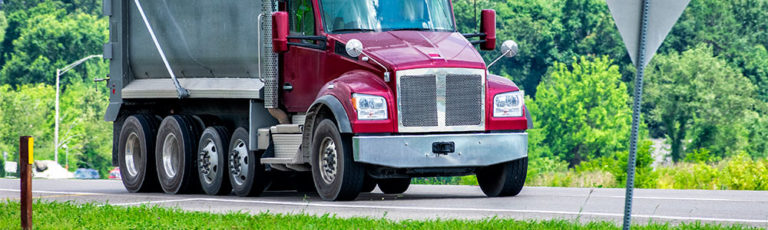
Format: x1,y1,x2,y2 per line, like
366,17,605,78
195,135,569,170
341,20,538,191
446,74,483,126
396,68,486,133
399,75,438,127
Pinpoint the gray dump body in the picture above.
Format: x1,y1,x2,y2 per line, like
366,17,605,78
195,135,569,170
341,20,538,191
105,0,278,120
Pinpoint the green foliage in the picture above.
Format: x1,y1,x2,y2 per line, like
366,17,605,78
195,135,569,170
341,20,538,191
0,11,7,45
683,148,721,164
0,84,55,162
719,154,768,190
0,1,108,86
528,56,632,165
0,80,111,177
645,45,758,161
744,112,768,159
0,201,755,230
0,154,5,176
656,156,768,190
732,45,768,102
574,140,656,188
656,163,722,190
59,80,111,175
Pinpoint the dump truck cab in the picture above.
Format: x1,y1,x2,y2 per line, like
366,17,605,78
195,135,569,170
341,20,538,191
105,0,529,201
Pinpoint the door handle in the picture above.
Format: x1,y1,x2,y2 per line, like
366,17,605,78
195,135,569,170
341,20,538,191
283,83,294,92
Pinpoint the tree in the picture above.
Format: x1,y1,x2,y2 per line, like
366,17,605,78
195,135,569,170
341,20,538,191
0,11,7,45
0,2,108,86
0,84,55,162
731,45,768,102
0,1,68,71
528,56,632,166
645,45,758,161
59,79,111,175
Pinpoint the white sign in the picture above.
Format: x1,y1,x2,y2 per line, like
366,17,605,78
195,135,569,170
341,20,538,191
607,0,690,68
5,162,17,174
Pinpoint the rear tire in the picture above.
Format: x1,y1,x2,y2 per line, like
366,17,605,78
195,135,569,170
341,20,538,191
311,119,364,201
197,126,232,195
118,115,160,193
377,178,410,194
228,128,271,197
361,176,377,193
476,157,528,197
155,115,202,194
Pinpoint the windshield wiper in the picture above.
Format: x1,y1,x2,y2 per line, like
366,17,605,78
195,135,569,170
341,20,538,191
331,28,376,33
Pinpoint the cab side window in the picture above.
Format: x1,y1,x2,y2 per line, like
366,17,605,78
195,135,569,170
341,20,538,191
289,0,315,36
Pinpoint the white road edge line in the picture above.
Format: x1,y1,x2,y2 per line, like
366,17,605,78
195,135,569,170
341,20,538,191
107,197,768,224
2,188,767,223
0,188,104,195
0,188,757,202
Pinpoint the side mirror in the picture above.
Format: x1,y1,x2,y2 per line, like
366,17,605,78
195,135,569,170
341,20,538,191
345,39,364,58
501,40,518,58
272,11,289,53
480,9,496,51
487,40,518,69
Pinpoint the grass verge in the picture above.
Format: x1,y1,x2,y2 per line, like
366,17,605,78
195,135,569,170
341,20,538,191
0,201,757,229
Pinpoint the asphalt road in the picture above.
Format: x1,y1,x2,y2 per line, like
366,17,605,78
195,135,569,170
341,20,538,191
1,179,767,227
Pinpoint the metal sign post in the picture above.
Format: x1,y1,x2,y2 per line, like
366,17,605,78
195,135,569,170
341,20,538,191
606,0,689,229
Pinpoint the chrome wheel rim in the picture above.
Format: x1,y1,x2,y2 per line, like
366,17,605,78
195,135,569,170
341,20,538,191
124,133,141,177
318,137,338,185
199,139,218,184
229,139,249,186
162,133,180,178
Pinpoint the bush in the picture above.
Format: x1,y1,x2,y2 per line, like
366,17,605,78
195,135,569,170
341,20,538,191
720,154,768,190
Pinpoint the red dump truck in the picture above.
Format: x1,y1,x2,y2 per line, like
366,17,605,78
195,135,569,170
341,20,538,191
103,0,530,201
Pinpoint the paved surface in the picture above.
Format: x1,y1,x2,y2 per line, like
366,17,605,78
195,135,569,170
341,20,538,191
1,179,767,227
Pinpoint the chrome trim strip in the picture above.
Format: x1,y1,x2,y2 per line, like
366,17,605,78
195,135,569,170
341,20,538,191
396,68,486,133
353,133,527,168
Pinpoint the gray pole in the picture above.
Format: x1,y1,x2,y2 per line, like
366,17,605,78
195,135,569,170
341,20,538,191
622,0,650,229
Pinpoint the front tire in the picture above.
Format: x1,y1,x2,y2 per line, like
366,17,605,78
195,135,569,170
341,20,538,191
118,115,160,193
228,128,271,197
155,115,202,194
311,119,364,201
476,157,528,197
197,126,232,195
377,178,410,194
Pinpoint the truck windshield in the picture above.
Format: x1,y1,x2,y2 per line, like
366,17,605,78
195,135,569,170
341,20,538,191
320,0,455,34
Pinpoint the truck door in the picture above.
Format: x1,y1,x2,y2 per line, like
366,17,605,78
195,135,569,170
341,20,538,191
281,0,323,112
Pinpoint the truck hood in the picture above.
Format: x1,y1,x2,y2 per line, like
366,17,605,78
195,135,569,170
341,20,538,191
333,31,486,71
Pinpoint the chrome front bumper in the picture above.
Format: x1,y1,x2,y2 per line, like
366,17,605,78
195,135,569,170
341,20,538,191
352,133,527,168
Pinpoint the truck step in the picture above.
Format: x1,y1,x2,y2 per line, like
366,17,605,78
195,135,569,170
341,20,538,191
261,157,300,164
272,134,302,159
270,124,302,134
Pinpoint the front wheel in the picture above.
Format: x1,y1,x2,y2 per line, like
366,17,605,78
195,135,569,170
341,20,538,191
476,157,528,197
311,119,364,201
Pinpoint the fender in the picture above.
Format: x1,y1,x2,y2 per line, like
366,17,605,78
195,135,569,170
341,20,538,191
301,70,396,159
307,95,353,133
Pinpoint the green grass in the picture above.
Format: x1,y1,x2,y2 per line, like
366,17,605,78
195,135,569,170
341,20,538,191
0,201,757,229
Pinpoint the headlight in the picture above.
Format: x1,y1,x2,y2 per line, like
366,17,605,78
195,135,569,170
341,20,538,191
493,91,524,117
352,93,388,120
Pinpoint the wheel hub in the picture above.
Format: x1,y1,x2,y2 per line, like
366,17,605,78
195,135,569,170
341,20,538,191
229,139,249,186
124,133,141,177
162,133,180,178
318,137,338,185
199,139,218,184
